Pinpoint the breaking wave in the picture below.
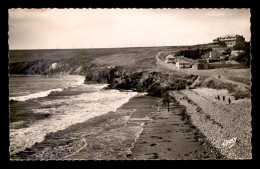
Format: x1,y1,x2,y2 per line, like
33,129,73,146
9,76,85,102
9,88,64,102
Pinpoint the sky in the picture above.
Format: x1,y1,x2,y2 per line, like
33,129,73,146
8,8,251,49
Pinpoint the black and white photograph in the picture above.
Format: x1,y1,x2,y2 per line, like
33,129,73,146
8,8,251,160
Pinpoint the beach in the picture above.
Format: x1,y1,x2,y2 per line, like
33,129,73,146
172,88,252,159
11,94,224,160
8,43,252,160
9,79,139,157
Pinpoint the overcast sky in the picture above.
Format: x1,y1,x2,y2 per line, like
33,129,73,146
8,9,251,49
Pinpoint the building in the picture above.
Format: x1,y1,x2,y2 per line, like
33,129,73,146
213,34,246,48
209,51,221,59
176,60,191,69
203,50,221,59
192,59,209,70
165,54,175,63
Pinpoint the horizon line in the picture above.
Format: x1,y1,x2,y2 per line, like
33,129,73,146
9,43,217,50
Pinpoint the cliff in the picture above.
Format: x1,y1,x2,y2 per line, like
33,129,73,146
9,47,250,99
84,65,198,97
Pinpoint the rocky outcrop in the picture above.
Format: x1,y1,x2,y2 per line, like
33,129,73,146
84,66,198,97
9,56,92,75
9,55,249,99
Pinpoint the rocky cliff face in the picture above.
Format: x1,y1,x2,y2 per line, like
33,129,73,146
84,66,198,97
9,54,249,99
9,56,92,75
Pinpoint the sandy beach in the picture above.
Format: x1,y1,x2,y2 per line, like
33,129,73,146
11,94,225,160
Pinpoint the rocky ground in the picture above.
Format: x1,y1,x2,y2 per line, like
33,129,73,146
172,88,252,159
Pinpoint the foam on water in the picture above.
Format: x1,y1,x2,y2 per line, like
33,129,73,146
9,75,86,102
9,88,64,102
9,84,138,155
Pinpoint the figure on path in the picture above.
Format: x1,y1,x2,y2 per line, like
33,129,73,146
223,96,225,101
228,98,231,105
217,95,220,101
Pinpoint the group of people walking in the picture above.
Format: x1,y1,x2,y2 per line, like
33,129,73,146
216,95,232,104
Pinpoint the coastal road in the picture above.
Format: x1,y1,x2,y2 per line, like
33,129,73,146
155,52,250,88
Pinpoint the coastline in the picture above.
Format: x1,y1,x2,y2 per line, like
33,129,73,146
9,70,251,160
11,94,224,160
8,47,251,160
172,88,252,159
9,83,139,157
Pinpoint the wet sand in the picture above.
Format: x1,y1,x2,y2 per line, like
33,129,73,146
127,96,224,160
11,95,224,160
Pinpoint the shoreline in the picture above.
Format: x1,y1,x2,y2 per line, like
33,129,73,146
9,72,251,159
172,88,252,159
9,84,139,157
11,94,225,160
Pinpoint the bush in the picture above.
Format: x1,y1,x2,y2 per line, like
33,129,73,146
222,48,231,55
175,47,213,60
235,42,250,67
229,55,238,61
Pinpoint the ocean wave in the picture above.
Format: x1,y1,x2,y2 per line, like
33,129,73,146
9,88,64,102
9,77,86,102
9,87,139,156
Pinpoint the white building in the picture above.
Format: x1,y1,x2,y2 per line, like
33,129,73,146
176,60,191,69
165,54,175,63
213,34,246,48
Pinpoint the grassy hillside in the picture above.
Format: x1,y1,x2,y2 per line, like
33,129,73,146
9,44,215,64
8,46,174,75
9,47,168,64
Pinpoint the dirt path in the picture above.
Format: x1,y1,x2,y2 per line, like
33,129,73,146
218,77,250,88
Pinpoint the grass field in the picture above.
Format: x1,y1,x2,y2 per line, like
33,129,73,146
9,44,251,86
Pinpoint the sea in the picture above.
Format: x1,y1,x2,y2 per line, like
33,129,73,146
9,75,138,158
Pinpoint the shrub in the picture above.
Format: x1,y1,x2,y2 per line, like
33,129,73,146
235,42,250,67
175,47,213,60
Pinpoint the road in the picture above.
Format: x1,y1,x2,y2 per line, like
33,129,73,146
155,52,250,88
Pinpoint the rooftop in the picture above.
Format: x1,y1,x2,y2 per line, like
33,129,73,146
166,54,175,58
177,60,190,63
218,34,242,39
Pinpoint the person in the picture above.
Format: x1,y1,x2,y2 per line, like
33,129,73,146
228,98,231,105
217,95,220,101
223,96,225,101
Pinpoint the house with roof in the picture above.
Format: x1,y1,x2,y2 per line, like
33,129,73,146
202,50,222,62
213,34,246,48
192,59,209,70
165,54,175,63
209,51,221,59
176,59,191,69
